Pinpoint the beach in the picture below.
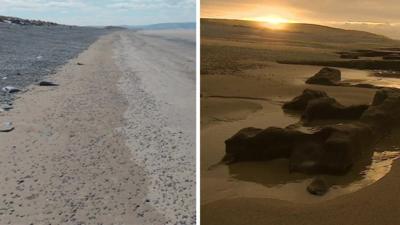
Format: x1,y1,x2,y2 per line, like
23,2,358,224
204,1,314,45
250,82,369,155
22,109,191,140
201,19,400,225
0,29,195,224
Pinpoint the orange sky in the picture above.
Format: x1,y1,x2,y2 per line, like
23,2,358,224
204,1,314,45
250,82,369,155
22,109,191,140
201,0,400,39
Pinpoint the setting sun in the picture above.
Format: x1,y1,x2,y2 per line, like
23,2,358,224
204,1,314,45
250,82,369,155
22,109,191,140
256,16,290,24
246,16,292,29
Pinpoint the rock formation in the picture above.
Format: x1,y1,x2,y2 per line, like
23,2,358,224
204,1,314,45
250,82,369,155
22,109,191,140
283,89,327,111
283,89,369,121
306,67,341,86
224,88,400,175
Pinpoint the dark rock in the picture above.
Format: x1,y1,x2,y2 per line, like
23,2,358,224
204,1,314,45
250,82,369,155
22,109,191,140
361,88,400,133
225,112,375,174
77,62,84,66
371,89,389,106
283,89,328,111
283,89,369,121
224,127,309,163
302,97,369,121
289,141,324,173
225,124,371,174
289,123,373,174
307,177,329,196
319,123,374,173
38,81,59,86
225,88,400,175
306,67,341,85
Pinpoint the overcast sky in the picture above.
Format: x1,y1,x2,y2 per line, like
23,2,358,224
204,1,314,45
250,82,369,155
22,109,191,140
201,0,400,39
0,0,196,26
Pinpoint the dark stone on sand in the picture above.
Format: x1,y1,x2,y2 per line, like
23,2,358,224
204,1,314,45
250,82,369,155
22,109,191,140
283,89,328,111
306,67,341,86
302,97,369,121
307,177,329,196
224,89,400,175
361,88,400,133
283,89,369,121
372,89,389,106
225,123,373,174
224,87,400,176
290,122,373,174
77,62,84,65
38,81,58,86
224,127,311,163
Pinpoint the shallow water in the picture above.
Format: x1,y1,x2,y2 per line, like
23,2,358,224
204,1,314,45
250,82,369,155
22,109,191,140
341,68,400,88
204,149,400,204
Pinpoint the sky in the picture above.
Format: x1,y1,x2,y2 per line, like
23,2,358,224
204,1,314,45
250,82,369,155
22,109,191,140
201,0,400,39
0,0,196,26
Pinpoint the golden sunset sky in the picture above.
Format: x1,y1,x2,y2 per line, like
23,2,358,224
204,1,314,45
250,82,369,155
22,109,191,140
201,0,400,39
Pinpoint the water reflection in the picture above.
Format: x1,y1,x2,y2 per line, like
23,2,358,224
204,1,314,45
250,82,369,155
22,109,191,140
341,68,400,89
227,148,399,203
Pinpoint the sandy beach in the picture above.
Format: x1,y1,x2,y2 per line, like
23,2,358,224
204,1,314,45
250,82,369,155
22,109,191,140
201,19,400,225
0,29,195,224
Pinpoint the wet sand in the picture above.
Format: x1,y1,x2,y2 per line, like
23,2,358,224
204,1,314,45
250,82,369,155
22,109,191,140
201,62,400,224
0,30,195,224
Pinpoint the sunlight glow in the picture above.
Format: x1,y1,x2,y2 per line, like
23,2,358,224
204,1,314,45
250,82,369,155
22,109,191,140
248,16,292,30
256,16,291,24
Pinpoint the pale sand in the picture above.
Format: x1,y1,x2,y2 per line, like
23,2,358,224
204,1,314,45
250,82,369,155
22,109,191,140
0,30,195,224
201,62,400,224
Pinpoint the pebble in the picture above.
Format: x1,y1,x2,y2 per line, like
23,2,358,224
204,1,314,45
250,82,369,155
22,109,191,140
0,122,14,132
2,86,21,94
1,104,13,111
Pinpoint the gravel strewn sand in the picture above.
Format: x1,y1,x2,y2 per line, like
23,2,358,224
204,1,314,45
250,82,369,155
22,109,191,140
0,30,195,224
114,30,196,224
0,24,108,105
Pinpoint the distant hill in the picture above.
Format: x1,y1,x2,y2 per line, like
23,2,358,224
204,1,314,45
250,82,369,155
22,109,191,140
201,18,400,75
125,22,195,30
0,15,58,26
201,18,400,49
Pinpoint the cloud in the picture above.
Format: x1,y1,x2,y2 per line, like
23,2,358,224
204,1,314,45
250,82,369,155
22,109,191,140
0,0,87,10
202,0,400,23
0,0,195,26
107,0,195,10
0,0,195,11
